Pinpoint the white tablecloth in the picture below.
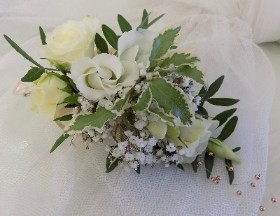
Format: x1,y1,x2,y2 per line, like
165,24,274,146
0,0,280,215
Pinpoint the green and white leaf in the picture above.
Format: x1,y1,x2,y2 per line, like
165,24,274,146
149,27,181,68
21,67,45,82
148,109,177,126
149,77,193,125
147,120,167,139
171,65,205,84
160,53,199,68
67,107,116,133
133,88,152,111
113,89,132,113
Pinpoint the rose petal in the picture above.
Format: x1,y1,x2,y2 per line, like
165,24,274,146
118,61,139,87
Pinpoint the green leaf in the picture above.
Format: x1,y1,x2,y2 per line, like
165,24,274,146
213,108,237,127
217,116,238,141
191,156,199,173
106,154,119,173
135,165,140,174
39,26,47,45
177,164,184,171
149,78,192,125
4,35,43,68
225,159,234,184
113,89,132,112
207,98,239,106
149,27,181,68
21,67,45,82
54,114,73,121
205,75,224,99
50,134,70,153
68,107,116,132
172,65,204,84
146,13,165,29
117,14,132,32
233,147,241,152
95,33,109,53
102,24,118,50
204,152,215,179
60,94,80,105
137,9,149,29
133,88,152,111
148,109,176,126
160,53,199,68
197,106,209,119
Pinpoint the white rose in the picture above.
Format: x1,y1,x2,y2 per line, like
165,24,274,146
41,16,99,69
71,54,139,101
30,73,70,120
118,29,157,68
170,119,219,163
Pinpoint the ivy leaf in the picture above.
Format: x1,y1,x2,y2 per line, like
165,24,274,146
54,114,73,122
4,35,43,68
149,77,192,125
68,107,116,132
106,154,119,173
191,156,199,173
148,109,176,126
137,9,150,29
160,53,199,68
217,116,238,141
177,164,184,171
21,67,45,82
39,26,47,45
146,13,165,29
60,94,80,105
102,24,118,50
225,159,234,184
207,98,239,106
213,108,237,127
149,27,181,68
133,88,152,111
205,75,224,99
113,89,132,112
172,65,204,84
95,33,109,53
117,14,132,32
50,134,70,153
204,152,215,179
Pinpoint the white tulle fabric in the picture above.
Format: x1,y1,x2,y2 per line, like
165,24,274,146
0,0,277,215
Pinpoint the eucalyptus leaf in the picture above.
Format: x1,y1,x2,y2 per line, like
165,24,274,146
177,164,184,171
160,53,199,68
135,165,140,174
213,108,237,127
21,67,45,82
149,27,181,69
102,24,118,50
60,94,80,105
54,114,73,122
39,26,47,45
217,116,238,141
106,154,119,173
4,35,43,68
207,98,239,106
225,159,234,184
197,106,209,119
137,9,149,29
133,88,152,111
205,75,224,99
146,13,165,29
68,107,116,132
117,14,132,32
233,147,241,152
149,77,192,125
204,152,215,179
191,156,199,173
95,33,109,53
50,134,70,153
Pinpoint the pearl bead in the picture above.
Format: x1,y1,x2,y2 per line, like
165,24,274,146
255,174,261,180
197,161,203,166
271,197,277,203
208,152,214,156
259,206,265,211
250,182,256,188
236,190,242,196
228,167,234,172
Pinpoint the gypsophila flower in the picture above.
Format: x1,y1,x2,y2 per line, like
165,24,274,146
125,153,135,161
124,130,133,137
148,137,157,146
112,148,124,157
134,120,147,130
144,145,153,153
135,152,146,164
130,161,139,170
118,141,128,151
145,154,154,164
171,154,179,162
166,143,176,152
156,149,163,156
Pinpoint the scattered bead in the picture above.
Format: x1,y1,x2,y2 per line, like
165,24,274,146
214,180,220,184
197,161,203,167
236,190,242,196
255,174,261,180
259,206,265,211
211,177,216,182
228,167,234,172
216,176,221,181
208,152,214,156
271,197,277,203
250,182,256,188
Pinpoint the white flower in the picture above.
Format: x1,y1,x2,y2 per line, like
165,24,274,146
166,143,176,152
125,153,135,161
71,54,139,101
30,73,70,120
171,119,219,163
41,16,99,69
118,29,157,68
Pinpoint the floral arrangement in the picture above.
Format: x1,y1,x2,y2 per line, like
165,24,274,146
4,10,241,184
